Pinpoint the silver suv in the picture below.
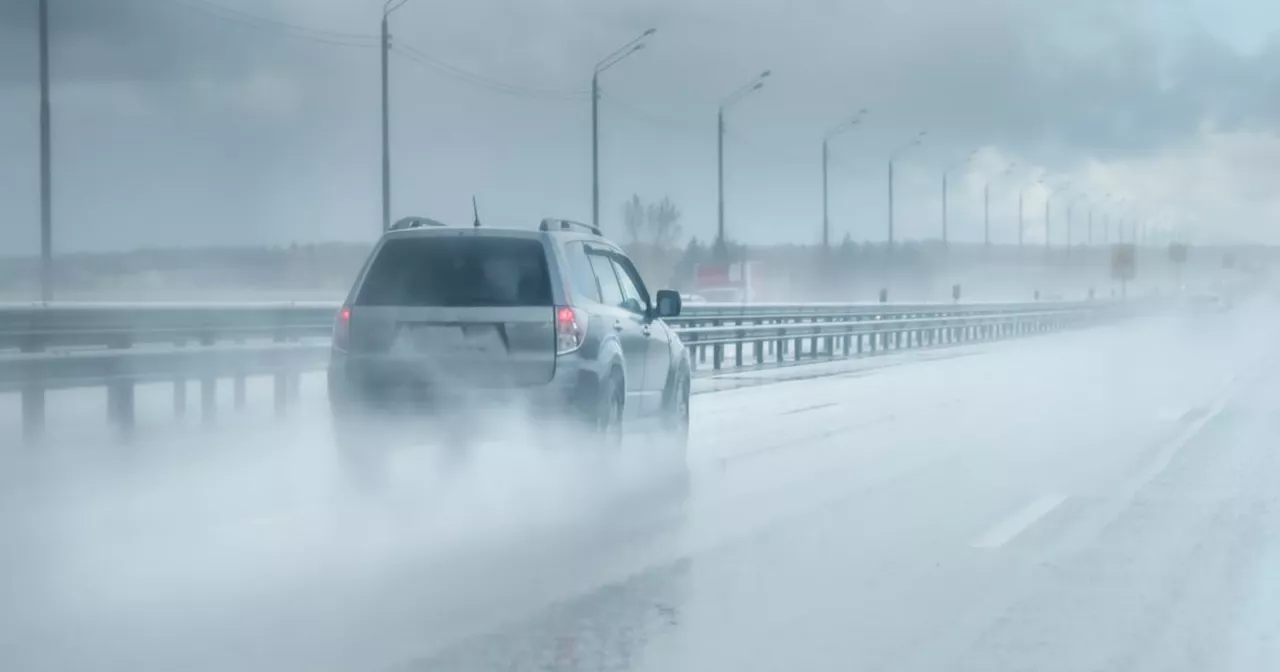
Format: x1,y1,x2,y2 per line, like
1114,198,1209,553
328,217,691,456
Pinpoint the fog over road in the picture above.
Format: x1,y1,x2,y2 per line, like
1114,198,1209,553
2,300,1279,672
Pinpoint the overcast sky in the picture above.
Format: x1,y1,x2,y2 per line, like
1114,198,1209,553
2,0,1279,253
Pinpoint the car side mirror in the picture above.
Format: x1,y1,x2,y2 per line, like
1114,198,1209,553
655,289,682,318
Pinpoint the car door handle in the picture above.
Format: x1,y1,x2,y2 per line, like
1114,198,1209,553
613,320,624,332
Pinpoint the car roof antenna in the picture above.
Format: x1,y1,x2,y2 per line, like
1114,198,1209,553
472,196,481,228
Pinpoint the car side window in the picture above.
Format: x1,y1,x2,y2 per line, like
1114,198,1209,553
587,252,625,307
565,242,601,303
610,257,649,316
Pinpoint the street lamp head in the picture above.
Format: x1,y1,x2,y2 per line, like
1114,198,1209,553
760,70,772,78
596,29,658,72
751,82,764,91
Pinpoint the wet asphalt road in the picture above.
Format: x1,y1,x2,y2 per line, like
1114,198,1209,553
3,300,1280,671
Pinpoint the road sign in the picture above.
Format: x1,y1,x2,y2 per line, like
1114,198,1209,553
1169,243,1188,264
1111,244,1136,281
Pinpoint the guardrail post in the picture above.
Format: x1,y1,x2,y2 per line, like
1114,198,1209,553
274,373,288,416
712,319,723,370
777,327,786,363
756,336,765,365
793,319,803,361
201,376,216,425
174,379,187,417
22,385,45,442
735,328,745,368
107,380,135,434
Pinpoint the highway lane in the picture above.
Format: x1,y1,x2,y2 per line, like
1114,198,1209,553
2,300,1278,671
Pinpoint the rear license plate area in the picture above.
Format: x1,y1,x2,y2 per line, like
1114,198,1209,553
395,323,507,356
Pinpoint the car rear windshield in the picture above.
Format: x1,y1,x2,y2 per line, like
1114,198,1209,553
355,236,552,307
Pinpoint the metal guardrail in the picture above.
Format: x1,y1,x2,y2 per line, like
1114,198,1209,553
0,300,1129,439
0,300,1090,351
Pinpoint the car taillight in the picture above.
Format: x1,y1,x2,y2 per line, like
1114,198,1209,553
333,305,351,350
556,305,586,355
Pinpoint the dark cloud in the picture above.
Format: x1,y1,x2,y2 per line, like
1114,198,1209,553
0,0,368,87
1,0,1278,252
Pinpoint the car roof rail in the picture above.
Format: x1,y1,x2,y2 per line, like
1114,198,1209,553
540,218,601,236
390,216,449,231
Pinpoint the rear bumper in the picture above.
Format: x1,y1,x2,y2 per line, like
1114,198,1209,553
327,349,589,419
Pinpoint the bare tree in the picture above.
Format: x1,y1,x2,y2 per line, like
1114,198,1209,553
622,194,645,243
646,196,683,249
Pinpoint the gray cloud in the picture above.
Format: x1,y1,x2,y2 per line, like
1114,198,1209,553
2,0,1279,253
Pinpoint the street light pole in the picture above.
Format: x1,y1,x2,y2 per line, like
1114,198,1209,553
887,130,926,250
380,12,390,233
941,150,976,250
39,0,52,300
1066,201,1073,249
592,69,599,231
820,108,866,250
717,106,724,248
1043,195,1050,251
591,29,657,231
888,160,895,248
379,0,411,233
983,182,988,248
715,70,770,259
1018,191,1024,248
983,163,1014,250
822,138,829,248
941,172,947,248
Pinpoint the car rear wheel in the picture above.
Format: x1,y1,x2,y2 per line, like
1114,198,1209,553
667,373,690,448
595,373,624,448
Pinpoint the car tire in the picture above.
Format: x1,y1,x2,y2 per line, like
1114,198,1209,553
662,370,691,456
595,372,625,448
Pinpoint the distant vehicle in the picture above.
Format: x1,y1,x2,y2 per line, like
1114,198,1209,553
694,261,765,302
680,293,707,304
328,216,691,475
699,286,746,304
1188,292,1232,313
